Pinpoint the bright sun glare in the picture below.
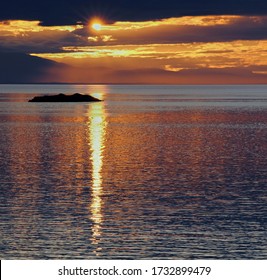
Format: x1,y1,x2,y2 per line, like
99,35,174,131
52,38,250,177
92,22,102,31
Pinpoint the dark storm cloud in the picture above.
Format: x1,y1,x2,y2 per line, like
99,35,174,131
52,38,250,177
1,0,267,25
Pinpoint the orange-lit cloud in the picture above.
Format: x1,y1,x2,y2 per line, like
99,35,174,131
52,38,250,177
74,15,267,46
2,16,267,52
0,20,84,52
32,40,267,71
1,16,267,84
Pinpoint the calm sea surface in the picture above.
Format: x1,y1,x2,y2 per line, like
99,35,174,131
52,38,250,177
0,84,266,259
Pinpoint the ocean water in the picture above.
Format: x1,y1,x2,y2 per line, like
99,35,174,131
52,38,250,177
0,84,266,259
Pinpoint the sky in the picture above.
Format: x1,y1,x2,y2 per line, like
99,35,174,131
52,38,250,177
1,0,267,84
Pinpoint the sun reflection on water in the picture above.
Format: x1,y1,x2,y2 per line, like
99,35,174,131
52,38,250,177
87,101,107,254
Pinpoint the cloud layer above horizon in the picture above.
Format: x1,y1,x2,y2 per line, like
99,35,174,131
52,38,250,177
1,1,267,84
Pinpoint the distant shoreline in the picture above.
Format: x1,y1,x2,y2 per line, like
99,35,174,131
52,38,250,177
1,83,267,86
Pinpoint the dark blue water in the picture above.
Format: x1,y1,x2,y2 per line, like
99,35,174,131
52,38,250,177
0,85,266,259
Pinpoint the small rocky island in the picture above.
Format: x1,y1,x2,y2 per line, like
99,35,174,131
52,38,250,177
28,93,101,102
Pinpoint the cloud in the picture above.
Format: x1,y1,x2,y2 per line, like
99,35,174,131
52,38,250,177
0,13,267,84
1,1,267,25
1,50,266,84
81,16,267,46
1,16,267,56
35,40,267,71
0,20,87,53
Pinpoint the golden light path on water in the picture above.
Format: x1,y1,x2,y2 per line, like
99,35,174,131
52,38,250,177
87,98,107,254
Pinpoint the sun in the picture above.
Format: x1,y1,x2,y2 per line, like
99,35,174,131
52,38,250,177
92,22,102,31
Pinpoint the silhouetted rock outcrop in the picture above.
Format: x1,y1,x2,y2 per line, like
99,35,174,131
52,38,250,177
29,93,101,102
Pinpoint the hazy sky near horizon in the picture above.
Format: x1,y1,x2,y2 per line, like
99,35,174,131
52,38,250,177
1,1,267,84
